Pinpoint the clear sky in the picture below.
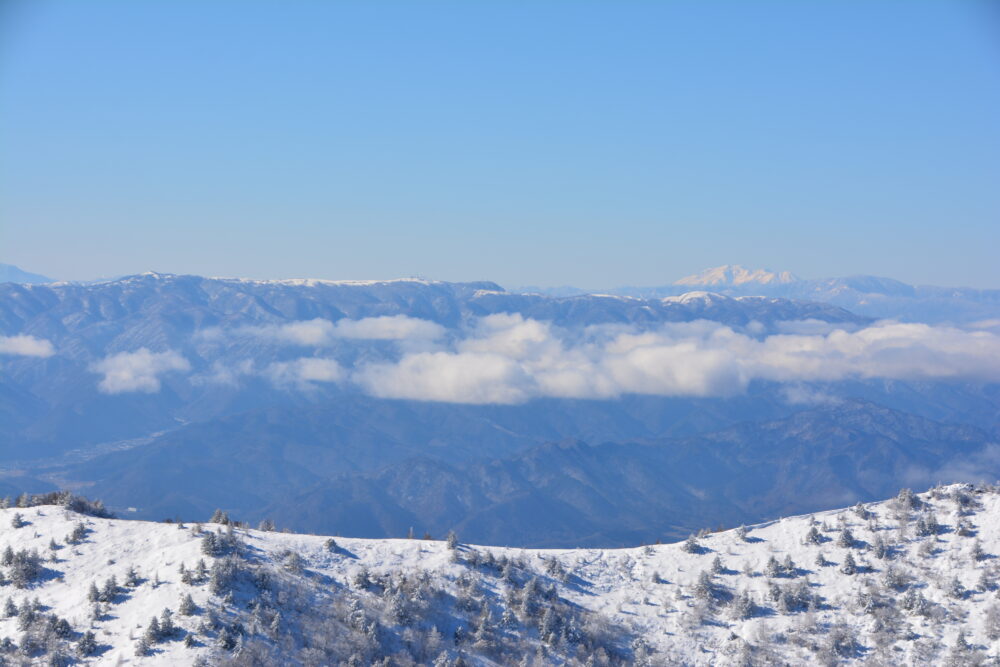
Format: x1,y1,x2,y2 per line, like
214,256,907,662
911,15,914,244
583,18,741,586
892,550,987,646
1,1,999,288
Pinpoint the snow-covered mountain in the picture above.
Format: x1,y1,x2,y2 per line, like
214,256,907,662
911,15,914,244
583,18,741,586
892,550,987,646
628,265,1000,323
4,484,999,665
673,264,799,287
544,265,1000,324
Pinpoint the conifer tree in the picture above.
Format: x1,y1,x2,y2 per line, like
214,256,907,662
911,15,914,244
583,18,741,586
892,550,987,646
160,608,175,637
77,630,97,657
144,616,161,644
841,552,857,575
682,534,700,554
201,532,218,556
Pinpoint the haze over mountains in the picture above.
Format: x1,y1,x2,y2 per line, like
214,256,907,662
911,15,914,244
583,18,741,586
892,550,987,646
0,263,52,285
1,264,999,545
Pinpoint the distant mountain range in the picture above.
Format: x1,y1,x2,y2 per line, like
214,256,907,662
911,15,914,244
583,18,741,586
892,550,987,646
522,264,1000,323
1,268,998,545
7,261,1000,324
0,272,866,459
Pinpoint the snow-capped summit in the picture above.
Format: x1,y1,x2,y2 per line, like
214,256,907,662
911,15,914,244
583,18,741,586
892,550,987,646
673,264,799,287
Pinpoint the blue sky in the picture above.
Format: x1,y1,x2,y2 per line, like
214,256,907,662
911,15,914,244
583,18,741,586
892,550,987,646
2,1,999,288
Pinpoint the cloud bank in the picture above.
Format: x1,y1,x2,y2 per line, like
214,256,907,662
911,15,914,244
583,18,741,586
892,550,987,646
90,348,191,394
0,334,55,357
134,314,1000,402
353,315,1000,404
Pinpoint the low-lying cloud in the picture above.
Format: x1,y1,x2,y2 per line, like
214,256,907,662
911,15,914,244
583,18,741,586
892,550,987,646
118,314,1000,402
0,334,55,357
332,315,446,341
200,315,446,347
353,315,1000,404
90,348,191,394
264,357,345,389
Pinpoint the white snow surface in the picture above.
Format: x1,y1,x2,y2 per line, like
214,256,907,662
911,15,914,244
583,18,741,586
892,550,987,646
674,265,799,287
3,484,1000,664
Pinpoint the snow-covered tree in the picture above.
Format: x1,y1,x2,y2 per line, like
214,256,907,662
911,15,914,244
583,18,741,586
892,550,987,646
77,630,97,657
681,534,700,554
836,528,855,549
728,590,755,620
144,616,161,644
840,552,857,576
160,608,175,637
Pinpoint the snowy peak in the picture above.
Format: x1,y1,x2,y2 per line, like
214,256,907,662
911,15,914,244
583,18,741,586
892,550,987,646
674,264,799,287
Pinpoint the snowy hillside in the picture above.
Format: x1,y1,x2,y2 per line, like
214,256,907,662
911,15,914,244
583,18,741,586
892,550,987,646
2,485,1000,665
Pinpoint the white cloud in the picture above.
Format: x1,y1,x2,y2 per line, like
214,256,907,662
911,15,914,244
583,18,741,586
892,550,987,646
774,319,859,336
191,360,256,387
277,319,338,345
90,348,191,394
189,314,1000,402
351,317,1000,404
333,315,445,341
0,334,55,357
779,384,844,407
200,315,446,347
265,357,345,389
356,351,530,404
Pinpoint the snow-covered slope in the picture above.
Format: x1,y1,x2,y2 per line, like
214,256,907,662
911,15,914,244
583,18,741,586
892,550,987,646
3,484,1000,665
673,265,798,287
